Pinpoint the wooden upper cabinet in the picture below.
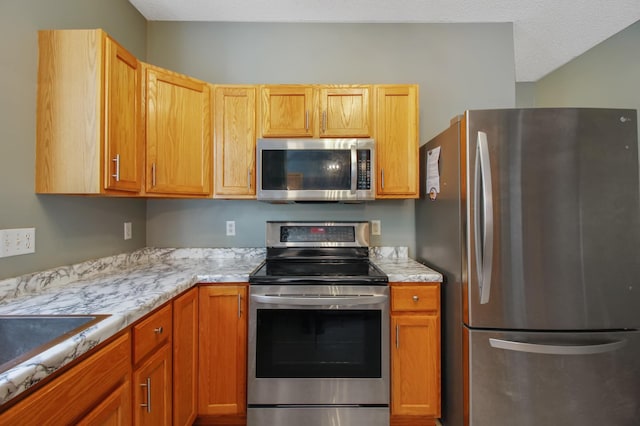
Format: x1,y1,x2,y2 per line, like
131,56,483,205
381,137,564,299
259,85,372,138
319,86,371,137
144,64,212,196
374,85,419,198
213,86,257,198
36,29,143,194
104,36,143,192
260,85,316,138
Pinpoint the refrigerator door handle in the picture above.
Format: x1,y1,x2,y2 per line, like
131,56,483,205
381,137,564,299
489,338,628,355
474,131,494,304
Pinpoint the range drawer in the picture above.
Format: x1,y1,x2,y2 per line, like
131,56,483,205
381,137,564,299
391,284,439,312
133,303,172,364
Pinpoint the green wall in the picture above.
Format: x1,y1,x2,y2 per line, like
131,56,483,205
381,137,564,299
0,0,147,279
533,20,640,134
145,22,517,253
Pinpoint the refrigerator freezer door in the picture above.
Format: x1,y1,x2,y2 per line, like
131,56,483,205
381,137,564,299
466,108,640,330
468,328,640,426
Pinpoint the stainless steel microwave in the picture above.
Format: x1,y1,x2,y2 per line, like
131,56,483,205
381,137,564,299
256,138,376,202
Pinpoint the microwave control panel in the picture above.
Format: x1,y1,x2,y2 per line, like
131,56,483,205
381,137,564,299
357,150,372,190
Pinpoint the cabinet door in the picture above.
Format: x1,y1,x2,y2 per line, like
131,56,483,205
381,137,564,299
213,86,257,198
146,65,212,195
198,285,247,415
319,86,371,137
260,85,315,137
375,85,419,198
173,288,199,426
76,381,131,426
133,344,172,426
104,36,143,193
391,314,440,417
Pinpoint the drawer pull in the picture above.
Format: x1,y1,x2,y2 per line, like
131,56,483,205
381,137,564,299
412,295,420,302
154,326,163,334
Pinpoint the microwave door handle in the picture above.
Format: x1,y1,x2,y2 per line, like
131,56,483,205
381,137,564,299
350,145,357,194
251,294,387,307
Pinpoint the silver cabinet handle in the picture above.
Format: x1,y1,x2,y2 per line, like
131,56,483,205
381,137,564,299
412,295,419,302
395,324,399,349
381,168,385,189
154,326,163,334
247,169,251,189
474,131,494,304
112,154,120,182
140,377,151,412
305,110,309,130
489,338,627,355
322,111,327,133
151,163,156,187
238,293,242,318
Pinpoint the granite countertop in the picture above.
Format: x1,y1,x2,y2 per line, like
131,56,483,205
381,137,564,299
0,246,441,406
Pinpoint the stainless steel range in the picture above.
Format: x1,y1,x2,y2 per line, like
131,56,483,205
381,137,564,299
247,221,390,426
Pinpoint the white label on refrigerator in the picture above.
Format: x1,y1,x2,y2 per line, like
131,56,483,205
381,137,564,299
426,146,441,200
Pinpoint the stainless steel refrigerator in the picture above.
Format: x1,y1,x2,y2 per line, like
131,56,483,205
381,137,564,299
415,108,640,426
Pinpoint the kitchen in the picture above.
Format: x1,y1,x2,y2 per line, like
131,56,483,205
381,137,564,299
1,0,640,425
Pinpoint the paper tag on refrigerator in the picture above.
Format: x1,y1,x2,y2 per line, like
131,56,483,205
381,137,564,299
426,146,441,200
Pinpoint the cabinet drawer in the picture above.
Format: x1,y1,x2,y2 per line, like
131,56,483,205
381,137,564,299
133,303,172,364
391,285,439,312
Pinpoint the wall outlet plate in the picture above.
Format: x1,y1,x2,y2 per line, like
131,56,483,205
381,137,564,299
371,220,381,236
226,221,236,236
0,228,35,257
124,222,132,240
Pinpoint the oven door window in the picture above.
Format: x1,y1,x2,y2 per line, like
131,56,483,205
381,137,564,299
256,309,381,378
261,150,351,191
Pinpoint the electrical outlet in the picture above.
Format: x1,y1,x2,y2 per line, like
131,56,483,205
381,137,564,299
124,222,132,240
0,228,36,257
371,220,381,236
226,221,236,236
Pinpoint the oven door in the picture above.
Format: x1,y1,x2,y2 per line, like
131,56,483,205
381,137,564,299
248,285,389,406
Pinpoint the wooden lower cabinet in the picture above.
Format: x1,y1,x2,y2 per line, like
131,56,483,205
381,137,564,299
132,303,173,425
173,287,199,426
133,343,172,425
390,283,441,425
198,284,248,420
77,380,131,426
0,333,131,425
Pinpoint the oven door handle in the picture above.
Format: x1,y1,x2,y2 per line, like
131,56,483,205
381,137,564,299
251,294,388,307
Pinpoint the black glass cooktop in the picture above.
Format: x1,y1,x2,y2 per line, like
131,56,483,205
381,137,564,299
249,260,388,285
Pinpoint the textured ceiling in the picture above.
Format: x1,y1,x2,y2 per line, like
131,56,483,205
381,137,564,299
128,0,640,82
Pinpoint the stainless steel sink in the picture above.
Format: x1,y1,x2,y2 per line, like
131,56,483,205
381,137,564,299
0,315,109,373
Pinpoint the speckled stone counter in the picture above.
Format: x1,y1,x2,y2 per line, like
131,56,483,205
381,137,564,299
0,246,441,406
